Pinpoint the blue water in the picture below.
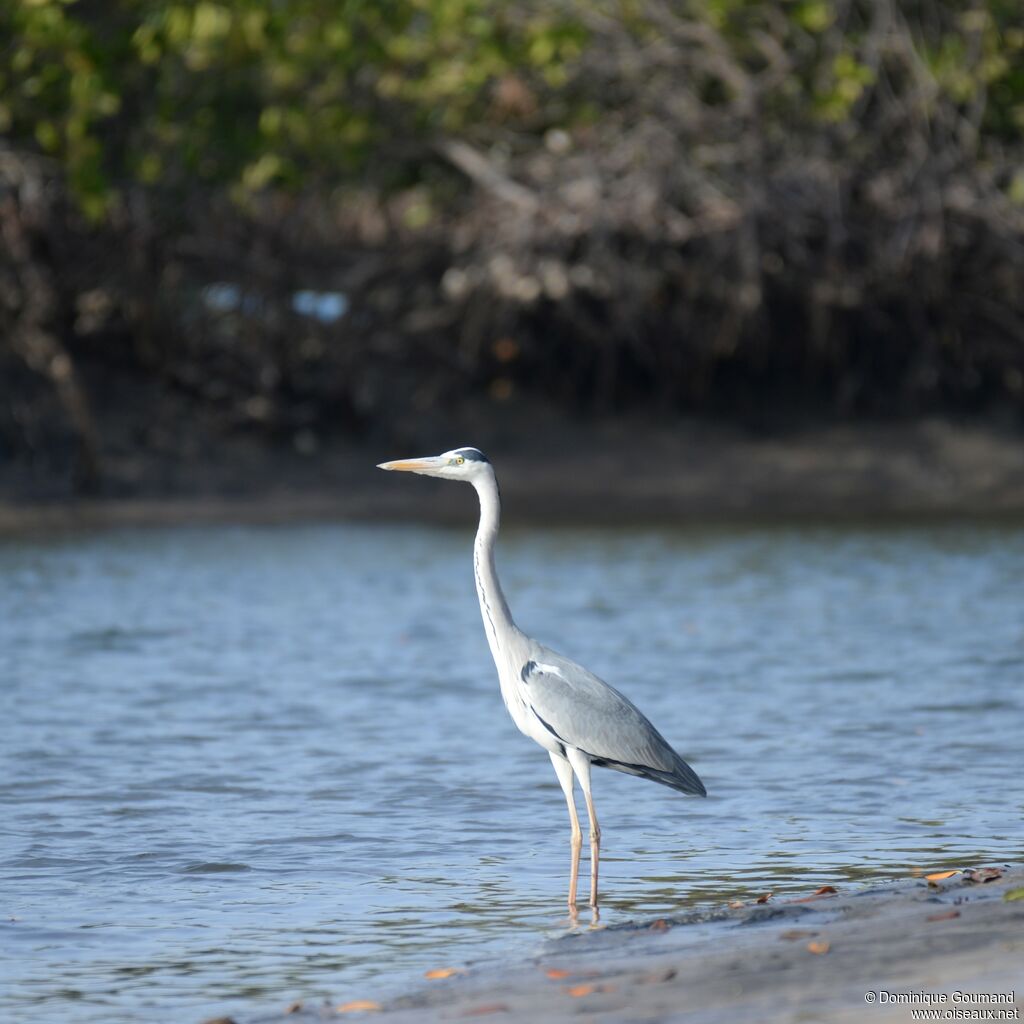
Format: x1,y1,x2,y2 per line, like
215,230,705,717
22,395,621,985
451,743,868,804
2,521,1023,1023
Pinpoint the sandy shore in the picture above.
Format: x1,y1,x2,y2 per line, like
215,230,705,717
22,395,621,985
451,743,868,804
5,419,1024,533
250,866,1023,1024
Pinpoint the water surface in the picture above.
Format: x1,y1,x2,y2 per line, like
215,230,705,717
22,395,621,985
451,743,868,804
2,521,1022,1022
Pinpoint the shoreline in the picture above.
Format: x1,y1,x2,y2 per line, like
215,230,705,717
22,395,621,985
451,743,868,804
254,866,1024,1023
5,419,1024,535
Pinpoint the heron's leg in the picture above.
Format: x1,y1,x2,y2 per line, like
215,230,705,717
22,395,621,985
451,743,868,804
548,751,582,908
583,788,601,908
566,749,600,907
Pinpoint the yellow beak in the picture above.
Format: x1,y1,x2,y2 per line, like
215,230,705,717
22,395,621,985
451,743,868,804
376,457,443,473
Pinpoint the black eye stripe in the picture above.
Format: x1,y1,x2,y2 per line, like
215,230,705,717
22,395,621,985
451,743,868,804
454,448,489,463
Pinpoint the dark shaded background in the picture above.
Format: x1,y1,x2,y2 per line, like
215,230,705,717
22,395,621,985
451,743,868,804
1,1,1022,509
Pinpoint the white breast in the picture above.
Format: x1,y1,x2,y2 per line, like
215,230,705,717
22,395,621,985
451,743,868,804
495,657,565,756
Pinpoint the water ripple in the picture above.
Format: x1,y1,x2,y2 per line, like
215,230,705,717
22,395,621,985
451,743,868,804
2,520,1023,1024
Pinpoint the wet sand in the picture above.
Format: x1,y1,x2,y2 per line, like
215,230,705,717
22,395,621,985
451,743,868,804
252,866,1023,1024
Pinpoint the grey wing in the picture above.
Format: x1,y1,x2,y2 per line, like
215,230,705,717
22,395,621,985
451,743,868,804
520,648,706,797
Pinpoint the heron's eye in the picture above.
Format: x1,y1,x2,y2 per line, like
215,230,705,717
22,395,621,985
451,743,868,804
456,456,465,465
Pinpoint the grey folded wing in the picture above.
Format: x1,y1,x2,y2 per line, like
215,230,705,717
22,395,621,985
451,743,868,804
519,650,706,796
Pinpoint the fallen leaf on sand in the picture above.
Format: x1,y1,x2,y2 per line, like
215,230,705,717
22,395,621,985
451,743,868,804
335,1001,381,1013
807,941,831,955
460,1004,509,1017
545,968,570,980
966,867,1003,884
1003,888,1024,902
425,967,462,979
927,910,961,922
925,870,961,883
567,984,596,998
649,918,669,931
565,983,615,998
755,893,773,904
779,929,818,941
787,886,839,904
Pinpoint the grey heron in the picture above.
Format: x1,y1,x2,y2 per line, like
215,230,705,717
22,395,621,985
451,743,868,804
378,447,706,909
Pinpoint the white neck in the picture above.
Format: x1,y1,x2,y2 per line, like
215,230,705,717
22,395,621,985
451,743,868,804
471,469,518,662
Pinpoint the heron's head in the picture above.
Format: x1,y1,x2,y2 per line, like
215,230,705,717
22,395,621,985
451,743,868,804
377,446,492,481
